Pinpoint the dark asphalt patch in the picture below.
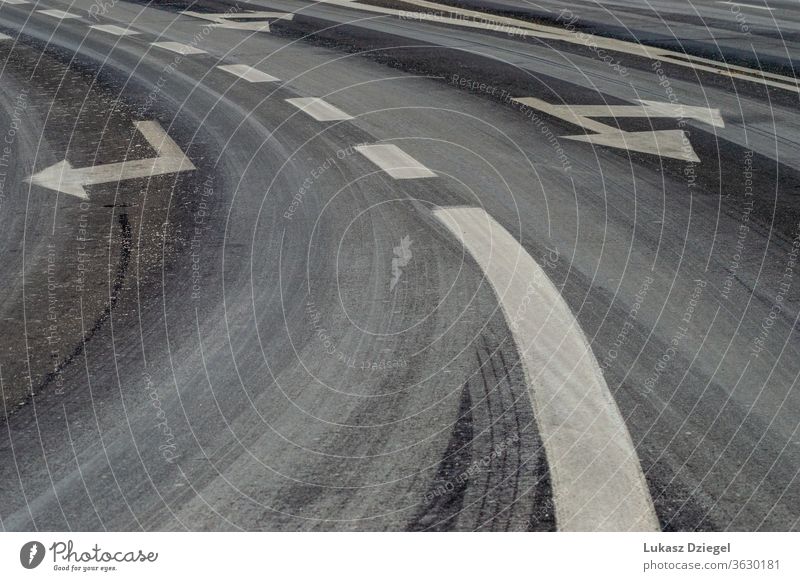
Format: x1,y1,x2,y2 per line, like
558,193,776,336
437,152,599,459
408,335,555,531
0,33,202,416
407,381,474,531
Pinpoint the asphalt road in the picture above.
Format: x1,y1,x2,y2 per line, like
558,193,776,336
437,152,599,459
434,0,800,71
0,0,798,531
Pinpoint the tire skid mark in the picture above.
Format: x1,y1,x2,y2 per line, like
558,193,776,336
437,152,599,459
407,379,474,531
31,211,132,397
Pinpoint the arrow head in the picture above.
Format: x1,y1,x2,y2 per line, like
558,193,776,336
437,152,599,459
25,160,88,199
563,130,700,163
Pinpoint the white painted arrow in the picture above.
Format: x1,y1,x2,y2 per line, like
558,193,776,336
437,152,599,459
26,121,195,199
542,100,724,128
181,10,293,32
512,96,724,162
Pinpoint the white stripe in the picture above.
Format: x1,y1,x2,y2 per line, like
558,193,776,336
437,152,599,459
150,42,206,55
1,0,30,4
313,0,798,93
718,1,775,10
90,24,139,36
355,144,436,179
37,9,81,19
286,97,353,121
433,206,658,531
217,64,279,83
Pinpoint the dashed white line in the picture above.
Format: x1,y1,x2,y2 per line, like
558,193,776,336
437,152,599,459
433,206,659,531
37,9,81,19
150,41,207,55
286,97,353,121
355,144,436,179
216,64,279,83
90,24,139,36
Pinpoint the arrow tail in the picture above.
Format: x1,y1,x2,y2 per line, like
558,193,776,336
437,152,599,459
134,121,195,160
78,156,195,187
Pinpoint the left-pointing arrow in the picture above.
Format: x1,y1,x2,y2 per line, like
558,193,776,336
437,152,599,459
25,121,196,199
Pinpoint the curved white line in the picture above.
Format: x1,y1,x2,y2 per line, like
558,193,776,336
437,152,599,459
434,206,658,531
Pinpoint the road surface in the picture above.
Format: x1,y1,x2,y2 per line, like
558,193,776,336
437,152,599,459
0,0,798,531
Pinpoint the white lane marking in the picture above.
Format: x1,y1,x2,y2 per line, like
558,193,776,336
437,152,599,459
25,121,195,199
89,24,139,36
433,206,658,531
286,97,353,121
718,1,775,10
217,64,279,83
150,41,206,55
37,9,81,19
1,0,30,4
355,144,437,179
314,0,798,93
511,96,722,162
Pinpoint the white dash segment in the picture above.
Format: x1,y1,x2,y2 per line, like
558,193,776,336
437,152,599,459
286,97,353,121
150,41,206,55
37,9,81,19
90,24,139,36
216,64,279,83
433,206,659,532
355,144,436,179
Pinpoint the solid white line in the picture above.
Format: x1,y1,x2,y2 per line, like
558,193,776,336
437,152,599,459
90,24,139,36
286,97,353,121
433,206,659,531
355,144,436,179
718,1,775,10
313,0,798,93
37,9,81,19
216,64,279,83
150,41,206,55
